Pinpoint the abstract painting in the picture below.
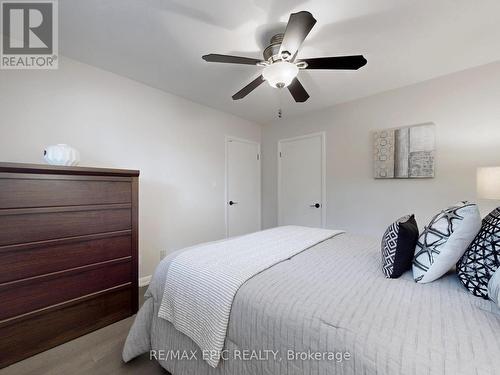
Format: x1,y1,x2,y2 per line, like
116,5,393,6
373,123,435,179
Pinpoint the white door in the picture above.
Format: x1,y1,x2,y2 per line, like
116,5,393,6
226,137,261,237
278,133,325,227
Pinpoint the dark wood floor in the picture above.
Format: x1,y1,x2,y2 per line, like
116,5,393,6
0,287,169,375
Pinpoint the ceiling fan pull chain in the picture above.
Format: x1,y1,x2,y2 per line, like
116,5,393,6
278,88,284,119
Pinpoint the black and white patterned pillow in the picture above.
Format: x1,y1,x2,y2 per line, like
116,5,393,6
457,207,500,299
413,202,481,283
382,215,419,278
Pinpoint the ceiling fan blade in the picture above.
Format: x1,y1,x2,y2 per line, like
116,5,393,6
301,55,367,70
287,78,309,102
202,54,263,65
279,11,317,59
232,75,265,100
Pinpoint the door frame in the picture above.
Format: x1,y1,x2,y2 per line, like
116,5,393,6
277,132,327,228
225,135,261,238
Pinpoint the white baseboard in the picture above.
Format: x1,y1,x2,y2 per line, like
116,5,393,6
139,275,152,287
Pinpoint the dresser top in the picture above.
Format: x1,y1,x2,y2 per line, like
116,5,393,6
0,162,140,177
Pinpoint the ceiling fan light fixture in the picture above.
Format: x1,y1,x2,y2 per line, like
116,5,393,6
262,61,299,88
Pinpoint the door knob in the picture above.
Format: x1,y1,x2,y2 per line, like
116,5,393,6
229,200,238,206
309,203,321,208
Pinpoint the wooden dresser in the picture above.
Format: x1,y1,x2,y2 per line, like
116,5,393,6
0,163,139,368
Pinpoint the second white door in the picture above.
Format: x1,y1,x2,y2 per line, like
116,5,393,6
226,137,261,237
278,133,325,228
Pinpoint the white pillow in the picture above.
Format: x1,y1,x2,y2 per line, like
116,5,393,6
413,202,481,283
489,268,500,306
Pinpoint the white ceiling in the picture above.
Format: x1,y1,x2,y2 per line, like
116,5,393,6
60,0,500,124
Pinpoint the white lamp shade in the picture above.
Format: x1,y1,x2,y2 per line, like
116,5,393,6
262,61,299,88
477,167,500,200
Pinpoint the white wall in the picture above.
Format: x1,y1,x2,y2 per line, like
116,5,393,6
0,57,262,278
262,62,500,236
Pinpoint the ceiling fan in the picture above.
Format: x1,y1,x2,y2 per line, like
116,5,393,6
202,11,367,103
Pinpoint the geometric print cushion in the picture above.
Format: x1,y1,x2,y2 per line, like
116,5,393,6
381,214,419,278
457,207,500,299
413,202,481,283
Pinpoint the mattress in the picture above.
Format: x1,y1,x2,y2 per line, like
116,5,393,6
123,233,500,375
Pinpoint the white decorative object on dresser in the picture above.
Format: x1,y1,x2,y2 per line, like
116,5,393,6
43,144,80,166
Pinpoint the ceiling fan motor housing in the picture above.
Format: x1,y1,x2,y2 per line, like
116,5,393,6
263,33,285,62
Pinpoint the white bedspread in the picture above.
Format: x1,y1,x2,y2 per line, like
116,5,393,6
158,225,343,367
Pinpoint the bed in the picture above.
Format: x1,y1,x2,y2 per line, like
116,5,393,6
123,230,500,375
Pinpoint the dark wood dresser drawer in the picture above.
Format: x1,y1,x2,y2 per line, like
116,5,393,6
0,260,132,321
0,232,132,284
0,176,132,208
0,205,131,246
0,286,132,368
0,163,139,368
